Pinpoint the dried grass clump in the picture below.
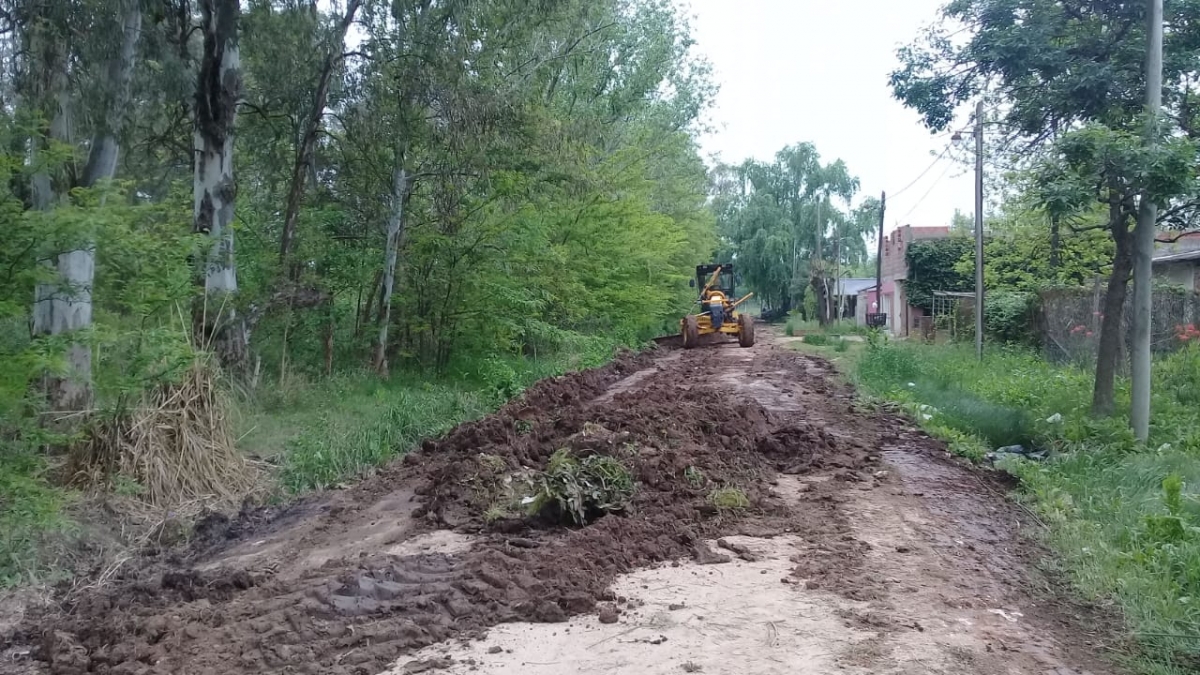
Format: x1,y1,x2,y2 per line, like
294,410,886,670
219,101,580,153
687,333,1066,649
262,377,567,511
69,357,263,510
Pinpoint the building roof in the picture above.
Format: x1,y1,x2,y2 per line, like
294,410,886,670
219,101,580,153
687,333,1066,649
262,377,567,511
836,278,877,296
1153,249,1200,264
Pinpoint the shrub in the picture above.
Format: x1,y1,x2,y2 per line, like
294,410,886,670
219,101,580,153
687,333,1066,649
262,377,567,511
833,338,850,353
985,291,1036,345
801,334,828,346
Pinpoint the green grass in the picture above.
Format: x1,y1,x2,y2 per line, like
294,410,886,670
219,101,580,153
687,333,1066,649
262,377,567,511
243,348,621,494
707,486,750,512
854,340,1200,674
0,452,75,588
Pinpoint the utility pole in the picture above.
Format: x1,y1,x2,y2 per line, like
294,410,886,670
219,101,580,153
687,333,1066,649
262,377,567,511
875,192,885,327
974,100,985,361
1132,0,1164,442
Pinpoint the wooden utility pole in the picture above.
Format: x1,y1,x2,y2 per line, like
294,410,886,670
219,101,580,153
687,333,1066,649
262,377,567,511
974,100,985,361
875,192,886,326
1132,0,1164,442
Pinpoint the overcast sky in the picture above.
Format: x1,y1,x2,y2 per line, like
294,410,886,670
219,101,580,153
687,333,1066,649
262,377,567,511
686,0,973,235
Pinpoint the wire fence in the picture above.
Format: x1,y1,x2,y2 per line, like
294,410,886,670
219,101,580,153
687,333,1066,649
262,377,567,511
1037,279,1200,369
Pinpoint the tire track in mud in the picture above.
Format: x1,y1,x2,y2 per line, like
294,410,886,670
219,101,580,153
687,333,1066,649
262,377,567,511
10,333,1120,675
15,343,878,675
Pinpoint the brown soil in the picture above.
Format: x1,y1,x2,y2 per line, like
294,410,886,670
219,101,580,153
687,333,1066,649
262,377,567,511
6,334,1123,675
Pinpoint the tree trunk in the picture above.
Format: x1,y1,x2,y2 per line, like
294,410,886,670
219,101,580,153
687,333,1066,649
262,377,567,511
323,298,335,377
194,0,247,371
373,165,408,376
1092,223,1133,417
360,269,381,333
810,275,830,326
278,0,361,274
32,0,141,418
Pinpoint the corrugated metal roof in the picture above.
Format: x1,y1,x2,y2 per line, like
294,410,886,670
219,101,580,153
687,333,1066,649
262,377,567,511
836,278,877,295
1152,249,1200,264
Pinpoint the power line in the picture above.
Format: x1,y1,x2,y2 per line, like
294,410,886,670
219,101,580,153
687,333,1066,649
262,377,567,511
887,143,953,200
895,159,954,224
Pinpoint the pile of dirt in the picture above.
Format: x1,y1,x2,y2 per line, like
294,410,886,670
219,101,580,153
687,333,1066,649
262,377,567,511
19,347,876,675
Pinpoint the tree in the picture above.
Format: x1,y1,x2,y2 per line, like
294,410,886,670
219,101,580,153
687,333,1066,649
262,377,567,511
194,0,247,369
21,0,143,417
891,0,1200,415
713,143,869,321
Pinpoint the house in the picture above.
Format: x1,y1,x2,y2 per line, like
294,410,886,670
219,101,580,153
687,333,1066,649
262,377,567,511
855,225,952,335
1153,231,1200,292
833,278,875,321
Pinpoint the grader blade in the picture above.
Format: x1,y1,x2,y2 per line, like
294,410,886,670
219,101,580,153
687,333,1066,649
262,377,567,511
653,333,684,348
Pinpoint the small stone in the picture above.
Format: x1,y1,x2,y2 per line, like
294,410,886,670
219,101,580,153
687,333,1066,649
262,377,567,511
895,545,911,553
488,646,503,654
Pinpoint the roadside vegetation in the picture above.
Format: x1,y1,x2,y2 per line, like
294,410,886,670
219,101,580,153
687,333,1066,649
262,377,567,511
0,0,715,587
852,337,1200,675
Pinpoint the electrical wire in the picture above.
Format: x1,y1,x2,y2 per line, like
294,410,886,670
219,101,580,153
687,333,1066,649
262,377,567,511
895,159,955,224
887,143,953,200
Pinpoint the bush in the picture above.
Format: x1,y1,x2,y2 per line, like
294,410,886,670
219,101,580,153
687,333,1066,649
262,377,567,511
833,338,850,353
801,334,828,346
985,291,1036,345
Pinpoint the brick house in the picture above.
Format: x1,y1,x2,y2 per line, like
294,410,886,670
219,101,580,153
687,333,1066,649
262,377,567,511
856,225,952,335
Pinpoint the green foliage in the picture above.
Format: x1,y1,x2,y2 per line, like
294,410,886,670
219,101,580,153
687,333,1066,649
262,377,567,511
952,205,1114,293
0,452,74,588
833,338,850,353
529,449,636,525
802,291,818,320
801,334,828,346
684,465,707,488
277,378,492,493
711,144,872,313
984,291,1036,346
1034,124,1198,227
707,486,750,512
904,237,974,313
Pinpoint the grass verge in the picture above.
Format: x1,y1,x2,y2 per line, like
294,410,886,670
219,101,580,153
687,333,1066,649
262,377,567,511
854,339,1200,674
242,347,626,495
0,452,74,588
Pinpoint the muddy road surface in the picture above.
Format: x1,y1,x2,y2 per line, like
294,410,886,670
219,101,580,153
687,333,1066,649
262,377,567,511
10,330,1115,675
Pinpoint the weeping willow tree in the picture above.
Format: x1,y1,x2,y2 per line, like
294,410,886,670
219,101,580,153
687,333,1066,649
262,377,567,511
711,143,873,324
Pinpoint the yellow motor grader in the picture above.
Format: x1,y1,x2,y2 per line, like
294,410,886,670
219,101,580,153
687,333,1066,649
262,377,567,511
656,264,755,349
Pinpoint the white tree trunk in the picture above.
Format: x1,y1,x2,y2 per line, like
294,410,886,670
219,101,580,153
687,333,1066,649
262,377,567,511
30,2,141,416
194,0,246,369
373,165,408,376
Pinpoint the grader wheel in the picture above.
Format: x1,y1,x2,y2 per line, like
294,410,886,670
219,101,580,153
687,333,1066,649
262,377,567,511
682,315,700,349
738,313,755,348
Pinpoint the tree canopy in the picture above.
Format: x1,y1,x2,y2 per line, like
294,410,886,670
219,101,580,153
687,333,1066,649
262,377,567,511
711,143,873,319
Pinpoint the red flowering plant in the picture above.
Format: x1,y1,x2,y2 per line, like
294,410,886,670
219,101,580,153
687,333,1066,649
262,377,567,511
1174,323,1200,344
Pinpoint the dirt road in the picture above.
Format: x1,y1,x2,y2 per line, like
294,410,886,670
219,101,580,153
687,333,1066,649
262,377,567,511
13,331,1116,675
